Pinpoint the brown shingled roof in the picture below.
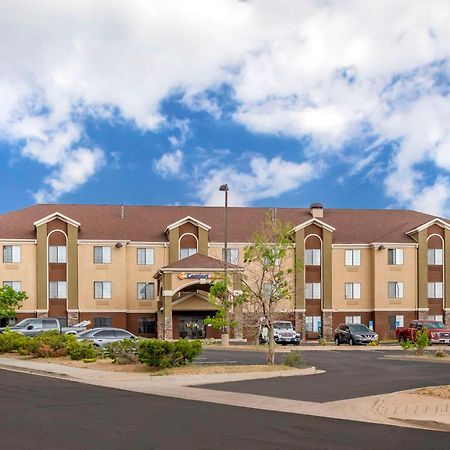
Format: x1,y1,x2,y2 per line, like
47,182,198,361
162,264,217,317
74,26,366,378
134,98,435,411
0,203,445,244
161,253,242,270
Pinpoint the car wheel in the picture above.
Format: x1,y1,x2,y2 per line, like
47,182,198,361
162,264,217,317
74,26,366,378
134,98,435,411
399,335,405,343
335,337,340,346
349,338,354,346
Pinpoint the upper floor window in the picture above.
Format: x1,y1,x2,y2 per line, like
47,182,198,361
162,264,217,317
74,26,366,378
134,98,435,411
49,246,67,263
345,282,361,299
345,249,360,266
3,281,22,292
94,281,112,299
180,248,197,259
223,248,239,265
137,248,155,265
388,281,404,298
137,282,155,300
428,282,443,298
3,245,20,263
427,249,443,265
93,246,111,264
305,282,321,299
388,248,403,265
305,249,320,266
49,281,67,299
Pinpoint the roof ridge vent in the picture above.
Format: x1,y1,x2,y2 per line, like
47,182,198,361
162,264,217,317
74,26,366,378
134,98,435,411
310,203,323,219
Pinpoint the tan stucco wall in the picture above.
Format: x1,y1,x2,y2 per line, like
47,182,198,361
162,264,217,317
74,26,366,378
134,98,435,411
0,243,37,311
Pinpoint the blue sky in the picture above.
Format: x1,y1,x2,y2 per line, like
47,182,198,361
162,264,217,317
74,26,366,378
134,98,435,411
1,1,450,215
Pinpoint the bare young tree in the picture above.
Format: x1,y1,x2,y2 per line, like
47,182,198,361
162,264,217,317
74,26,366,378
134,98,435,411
238,215,298,365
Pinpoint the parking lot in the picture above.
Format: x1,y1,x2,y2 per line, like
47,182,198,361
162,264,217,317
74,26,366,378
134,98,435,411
198,349,450,402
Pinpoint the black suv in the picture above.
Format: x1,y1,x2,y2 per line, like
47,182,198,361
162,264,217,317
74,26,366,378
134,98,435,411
334,323,378,345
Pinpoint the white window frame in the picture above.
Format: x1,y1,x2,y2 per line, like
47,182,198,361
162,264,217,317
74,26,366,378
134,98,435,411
3,245,21,263
94,281,112,299
223,248,239,265
345,249,361,266
305,316,321,332
3,281,22,292
48,281,67,299
388,248,404,265
428,282,443,298
305,282,321,299
180,248,197,259
137,282,155,300
137,248,155,265
388,281,404,298
427,249,443,265
49,245,67,263
93,246,111,264
305,249,321,266
428,314,444,322
345,315,361,324
345,282,361,299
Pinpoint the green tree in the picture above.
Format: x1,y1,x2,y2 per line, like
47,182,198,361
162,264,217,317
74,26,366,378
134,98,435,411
0,285,27,320
238,215,299,365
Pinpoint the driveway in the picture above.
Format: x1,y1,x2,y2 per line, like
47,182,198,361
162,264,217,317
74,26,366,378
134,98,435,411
199,349,450,402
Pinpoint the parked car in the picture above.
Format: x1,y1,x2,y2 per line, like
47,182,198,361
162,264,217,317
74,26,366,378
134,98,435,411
76,327,137,349
334,323,378,346
396,320,450,344
259,321,301,345
0,318,90,336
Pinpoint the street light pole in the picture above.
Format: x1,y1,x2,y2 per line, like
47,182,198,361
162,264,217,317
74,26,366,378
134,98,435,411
219,184,229,345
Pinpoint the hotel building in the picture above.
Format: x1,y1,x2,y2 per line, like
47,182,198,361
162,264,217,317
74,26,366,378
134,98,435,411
0,203,448,341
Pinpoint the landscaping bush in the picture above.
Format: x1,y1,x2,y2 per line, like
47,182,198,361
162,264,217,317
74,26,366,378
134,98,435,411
66,338,100,361
400,339,413,351
105,339,139,364
283,351,304,368
368,340,378,347
0,329,28,353
415,329,430,355
20,331,73,358
138,339,202,368
434,349,448,358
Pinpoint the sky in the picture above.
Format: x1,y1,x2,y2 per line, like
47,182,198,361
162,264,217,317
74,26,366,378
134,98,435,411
1,0,450,215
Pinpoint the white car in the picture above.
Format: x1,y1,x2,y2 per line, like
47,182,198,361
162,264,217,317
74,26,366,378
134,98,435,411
76,327,137,348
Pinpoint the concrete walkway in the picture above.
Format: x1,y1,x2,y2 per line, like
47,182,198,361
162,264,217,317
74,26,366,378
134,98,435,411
0,357,448,433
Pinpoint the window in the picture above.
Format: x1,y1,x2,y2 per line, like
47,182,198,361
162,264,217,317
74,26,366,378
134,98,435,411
345,283,361,299
94,317,112,328
388,281,404,298
94,281,112,299
263,248,281,266
428,314,444,322
49,281,67,299
223,248,239,265
3,245,20,263
428,249,443,265
42,319,58,329
305,282,321,299
137,248,155,265
93,246,111,264
305,316,321,332
345,316,361,324
388,248,403,265
305,249,321,266
3,281,22,292
263,282,279,299
345,249,360,266
428,282,443,298
389,315,404,331
137,282,155,300
48,246,67,263
138,317,156,335
180,248,197,259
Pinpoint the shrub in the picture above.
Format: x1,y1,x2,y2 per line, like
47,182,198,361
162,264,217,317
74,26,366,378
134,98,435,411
368,340,378,347
400,339,413,351
138,339,202,368
21,331,72,358
105,339,139,364
434,349,447,358
67,338,100,361
415,329,430,355
283,351,304,368
318,338,327,346
0,330,29,353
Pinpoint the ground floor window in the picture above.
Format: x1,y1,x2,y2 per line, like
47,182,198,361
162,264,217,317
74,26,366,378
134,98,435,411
305,316,321,332
94,317,112,328
345,315,361,324
388,315,404,331
428,315,443,322
138,317,156,335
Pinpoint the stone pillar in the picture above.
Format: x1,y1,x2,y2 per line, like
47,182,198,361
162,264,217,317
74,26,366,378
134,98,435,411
67,310,79,326
444,309,450,326
322,311,333,340
162,296,173,340
418,310,429,321
294,310,305,340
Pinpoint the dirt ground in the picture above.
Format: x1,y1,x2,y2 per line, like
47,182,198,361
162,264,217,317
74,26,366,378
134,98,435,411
1,353,290,375
414,385,450,400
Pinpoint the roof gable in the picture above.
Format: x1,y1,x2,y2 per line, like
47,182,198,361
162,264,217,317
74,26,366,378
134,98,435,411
164,215,211,234
160,253,242,271
33,212,80,228
293,217,335,233
405,218,450,235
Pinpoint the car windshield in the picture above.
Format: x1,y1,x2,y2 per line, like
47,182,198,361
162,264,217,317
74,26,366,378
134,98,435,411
423,321,445,329
15,319,32,328
274,323,293,330
349,324,371,333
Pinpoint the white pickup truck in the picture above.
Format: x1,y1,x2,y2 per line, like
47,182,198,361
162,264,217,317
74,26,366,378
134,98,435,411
0,318,90,336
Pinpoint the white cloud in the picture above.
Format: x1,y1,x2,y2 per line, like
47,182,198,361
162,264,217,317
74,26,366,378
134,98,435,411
198,155,317,206
1,1,450,209
154,149,184,179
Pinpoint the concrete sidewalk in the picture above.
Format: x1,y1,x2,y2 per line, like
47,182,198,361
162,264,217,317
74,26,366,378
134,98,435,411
0,357,448,433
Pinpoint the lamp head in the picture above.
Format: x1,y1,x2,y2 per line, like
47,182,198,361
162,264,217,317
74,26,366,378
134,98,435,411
219,184,229,192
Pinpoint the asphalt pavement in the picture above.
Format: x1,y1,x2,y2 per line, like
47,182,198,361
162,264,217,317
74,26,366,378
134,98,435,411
0,369,448,450
199,349,450,402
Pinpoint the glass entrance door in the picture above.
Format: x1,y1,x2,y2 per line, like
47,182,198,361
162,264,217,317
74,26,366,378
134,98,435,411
179,317,206,339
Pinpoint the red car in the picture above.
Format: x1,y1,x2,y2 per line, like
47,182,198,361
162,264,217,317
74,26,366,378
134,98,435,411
396,320,450,344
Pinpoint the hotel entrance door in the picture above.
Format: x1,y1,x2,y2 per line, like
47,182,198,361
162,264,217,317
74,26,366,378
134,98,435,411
178,317,206,339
